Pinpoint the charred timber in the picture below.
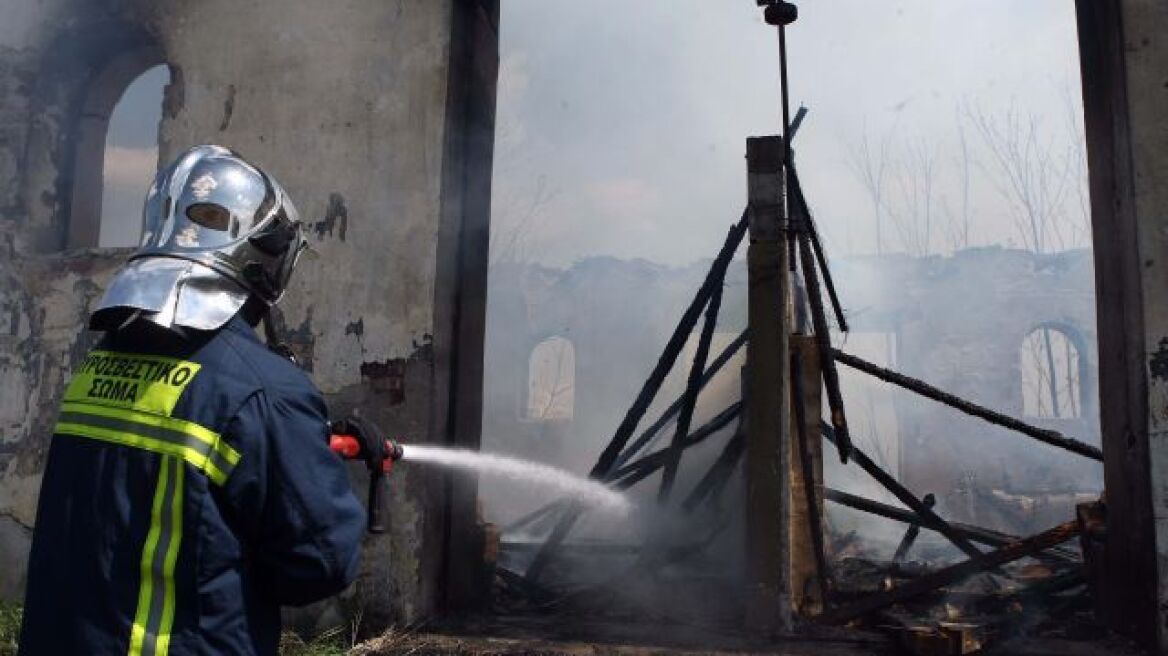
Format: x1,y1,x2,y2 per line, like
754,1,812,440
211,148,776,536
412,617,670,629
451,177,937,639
525,215,748,582
793,200,852,462
612,329,748,471
823,488,1079,562
682,422,747,513
508,399,743,543
893,493,935,564
831,349,1103,461
823,423,983,559
789,163,847,332
818,520,1081,624
609,401,743,488
659,281,724,502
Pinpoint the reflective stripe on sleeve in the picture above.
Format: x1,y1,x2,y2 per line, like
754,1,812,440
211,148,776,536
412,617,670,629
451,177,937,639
128,457,184,656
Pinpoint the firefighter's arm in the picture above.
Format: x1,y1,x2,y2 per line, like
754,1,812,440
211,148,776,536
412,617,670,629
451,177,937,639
220,386,365,606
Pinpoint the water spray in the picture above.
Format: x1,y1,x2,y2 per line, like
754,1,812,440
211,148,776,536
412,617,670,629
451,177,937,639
329,430,632,533
400,445,632,518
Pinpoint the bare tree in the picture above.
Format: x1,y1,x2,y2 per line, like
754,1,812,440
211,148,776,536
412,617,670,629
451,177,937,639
849,131,946,257
528,337,575,421
885,138,939,257
847,127,893,255
489,63,560,269
941,117,974,252
490,172,559,267
963,100,1085,254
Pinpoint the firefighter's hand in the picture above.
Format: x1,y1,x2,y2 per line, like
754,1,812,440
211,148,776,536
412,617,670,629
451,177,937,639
330,416,387,472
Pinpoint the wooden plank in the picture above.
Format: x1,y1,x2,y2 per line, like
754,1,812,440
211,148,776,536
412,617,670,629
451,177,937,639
790,336,827,615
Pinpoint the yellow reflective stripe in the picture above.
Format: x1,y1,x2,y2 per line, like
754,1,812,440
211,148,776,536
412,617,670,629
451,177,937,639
55,422,231,486
62,400,219,447
61,401,240,468
128,458,171,656
154,462,184,656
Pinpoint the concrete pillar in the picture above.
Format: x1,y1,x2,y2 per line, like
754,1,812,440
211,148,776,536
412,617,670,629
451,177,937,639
744,135,792,631
0,0,498,630
1075,0,1168,650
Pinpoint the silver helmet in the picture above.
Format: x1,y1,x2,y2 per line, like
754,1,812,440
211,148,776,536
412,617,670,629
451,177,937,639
91,145,308,331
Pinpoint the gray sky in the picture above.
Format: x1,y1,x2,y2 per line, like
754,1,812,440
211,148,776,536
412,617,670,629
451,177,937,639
492,0,1087,266
99,2,1087,262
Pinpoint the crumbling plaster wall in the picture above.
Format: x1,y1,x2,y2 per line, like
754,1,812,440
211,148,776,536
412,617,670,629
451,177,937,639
0,0,498,629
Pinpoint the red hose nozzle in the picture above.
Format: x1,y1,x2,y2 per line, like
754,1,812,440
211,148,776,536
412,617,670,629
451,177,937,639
329,435,404,473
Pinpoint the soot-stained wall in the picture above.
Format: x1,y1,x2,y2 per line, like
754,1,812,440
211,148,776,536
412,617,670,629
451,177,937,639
0,0,498,629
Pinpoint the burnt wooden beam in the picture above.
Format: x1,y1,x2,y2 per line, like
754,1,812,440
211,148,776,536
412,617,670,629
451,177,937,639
823,487,1080,562
524,214,748,582
659,281,724,502
788,162,846,332
682,418,747,513
832,349,1103,461
823,423,983,559
892,493,934,564
608,402,743,488
612,329,747,471
818,520,1081,624
792,188,852,462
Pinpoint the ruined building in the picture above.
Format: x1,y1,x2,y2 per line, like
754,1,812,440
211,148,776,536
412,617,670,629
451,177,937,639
483,248,1100,536
2,0,1168,652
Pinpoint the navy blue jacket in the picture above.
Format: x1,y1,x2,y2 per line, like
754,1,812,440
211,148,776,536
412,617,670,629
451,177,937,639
19,315,365,655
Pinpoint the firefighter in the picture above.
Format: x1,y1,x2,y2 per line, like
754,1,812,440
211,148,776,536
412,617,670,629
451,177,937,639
19,145,369,655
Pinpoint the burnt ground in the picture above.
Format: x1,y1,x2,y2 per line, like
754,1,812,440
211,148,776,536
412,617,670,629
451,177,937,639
345,613,1145,656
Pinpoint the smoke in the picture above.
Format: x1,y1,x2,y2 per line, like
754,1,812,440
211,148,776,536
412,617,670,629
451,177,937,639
494,0,1085,266
481,0,1096,612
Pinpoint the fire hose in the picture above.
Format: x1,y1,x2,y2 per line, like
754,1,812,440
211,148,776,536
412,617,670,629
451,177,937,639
328,418,404,533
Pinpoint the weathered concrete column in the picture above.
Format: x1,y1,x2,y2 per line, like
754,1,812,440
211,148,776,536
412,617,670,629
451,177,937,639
1075,0,1168,650
743,135,792,631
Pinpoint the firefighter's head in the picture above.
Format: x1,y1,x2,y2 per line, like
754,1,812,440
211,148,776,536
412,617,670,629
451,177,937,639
91,145,308,331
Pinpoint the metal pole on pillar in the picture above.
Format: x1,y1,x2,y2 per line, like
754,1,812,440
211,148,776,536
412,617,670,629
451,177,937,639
744,135,792,632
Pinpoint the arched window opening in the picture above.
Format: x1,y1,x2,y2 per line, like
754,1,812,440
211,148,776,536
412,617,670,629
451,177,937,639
1021,326,1084,419
100,65,168,247
68,49,167,249
527,336,575,421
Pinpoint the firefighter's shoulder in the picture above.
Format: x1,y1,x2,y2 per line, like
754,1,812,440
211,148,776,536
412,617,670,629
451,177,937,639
216,316,319,396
